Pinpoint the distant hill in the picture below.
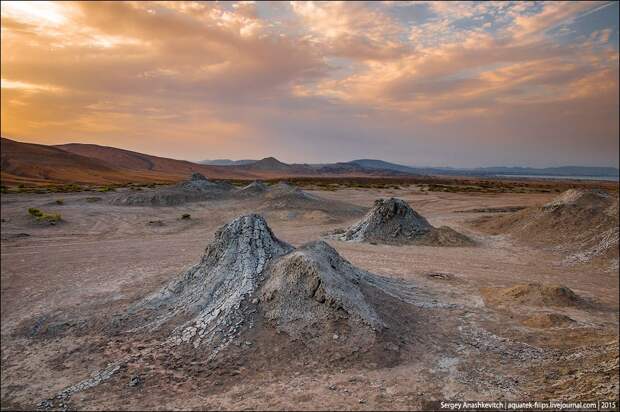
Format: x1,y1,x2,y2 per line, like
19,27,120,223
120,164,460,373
348,159,420,174
56,143,252,180
2,138,617,186
346,161,619,179
1,138,130,185
241,157,293,171
0,138,254,185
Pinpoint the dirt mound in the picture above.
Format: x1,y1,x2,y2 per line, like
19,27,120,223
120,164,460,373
543,188,612,210
236,180,268,196
259,182,365,218
522,313,575,329
123,214,293,352
121,214,413,360
336,198,474,246
260,241,384,344
481,283,582,308
110,173,235,206
472,189,619,266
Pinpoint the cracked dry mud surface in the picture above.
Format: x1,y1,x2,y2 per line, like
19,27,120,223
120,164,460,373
1,185,618,410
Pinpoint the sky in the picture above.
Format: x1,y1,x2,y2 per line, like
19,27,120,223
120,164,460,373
1,1,619,168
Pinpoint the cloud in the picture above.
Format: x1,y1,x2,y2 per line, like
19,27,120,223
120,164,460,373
1,1,618,166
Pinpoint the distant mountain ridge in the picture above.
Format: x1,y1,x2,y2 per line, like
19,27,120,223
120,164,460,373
1,137,617,186
203,157,619,178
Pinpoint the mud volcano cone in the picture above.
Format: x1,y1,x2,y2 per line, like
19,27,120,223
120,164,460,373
340,198,474,246
258,182,366,219
125,214,420,361
127,214,293,352
111,172,234,206
473,188,618,266
236,180,268,197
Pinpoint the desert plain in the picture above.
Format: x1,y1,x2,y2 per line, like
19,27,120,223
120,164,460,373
1,179,618,411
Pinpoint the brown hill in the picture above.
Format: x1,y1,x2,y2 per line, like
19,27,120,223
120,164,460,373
1,138,415,187
55,143,253,180
1,138,133,185
1,138,253,186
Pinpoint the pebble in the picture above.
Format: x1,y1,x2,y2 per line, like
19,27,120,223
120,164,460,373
128,375,143,387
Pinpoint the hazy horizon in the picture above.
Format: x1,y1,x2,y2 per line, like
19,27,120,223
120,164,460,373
2,1,619,168
3,135,619,171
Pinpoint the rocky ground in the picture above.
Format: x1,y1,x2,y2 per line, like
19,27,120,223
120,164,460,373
1,184,618,410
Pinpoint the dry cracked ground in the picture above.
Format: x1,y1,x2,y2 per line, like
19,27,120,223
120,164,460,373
1,185,618,410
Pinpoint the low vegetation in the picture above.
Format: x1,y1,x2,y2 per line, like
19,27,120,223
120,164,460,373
55,199,64,205
27,208,62,224
1,175,616,195
181,213,191,220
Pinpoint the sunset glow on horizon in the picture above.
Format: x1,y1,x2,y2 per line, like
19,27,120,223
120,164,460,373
1,1,619,167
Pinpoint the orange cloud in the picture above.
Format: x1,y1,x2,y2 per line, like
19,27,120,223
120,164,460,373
1,1,618,166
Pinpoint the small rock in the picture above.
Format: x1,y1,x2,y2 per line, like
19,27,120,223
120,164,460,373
244,341,252,346
128,375,143,387
359,399,367,404
251,298,259,304
333,334,339,340
328,384,337,390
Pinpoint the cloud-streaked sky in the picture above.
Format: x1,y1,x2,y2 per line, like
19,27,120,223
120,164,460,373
1,1,618,167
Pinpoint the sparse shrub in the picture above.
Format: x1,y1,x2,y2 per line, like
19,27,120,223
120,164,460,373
55,199,64,205
85,197,102,202
0,185,7,194
39,213,62,224
56,184,82,193
181,213,191,220
28,207,62,224
97,186,115,192
28,208,43,218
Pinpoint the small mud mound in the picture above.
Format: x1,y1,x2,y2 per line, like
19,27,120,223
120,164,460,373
236,180,268,196
543,188,612,210
522,313,575,329
336,198,474,246
420,226,475,246
260,241,384,345
110,173,235,206
472,189,619,266
481,283,582,308
259,182,365,218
